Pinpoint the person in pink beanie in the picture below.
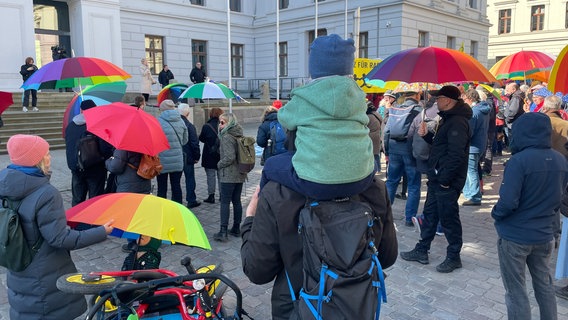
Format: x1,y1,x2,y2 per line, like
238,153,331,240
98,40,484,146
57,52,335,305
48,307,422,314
1,134,114,320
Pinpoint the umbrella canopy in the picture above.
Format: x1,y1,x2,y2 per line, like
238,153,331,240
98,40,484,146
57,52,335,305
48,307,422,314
0,91,13,115
365,47,497,84
548,44,568,94
62,82,127,137
157,83,189,105
66,193,210,249
180,82,236,100
489,50,554,81
478,84,503,103
393,82,442,93
21,57,131,90
83,102,170,156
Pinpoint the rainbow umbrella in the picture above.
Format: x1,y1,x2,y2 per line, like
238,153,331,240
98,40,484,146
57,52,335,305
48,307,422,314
157,83,189,105
393,82,442,93
62,81,127,137
21,57,131,90
489,50,554,81
365,47,496,84
66,193,211,249
548,44,568,94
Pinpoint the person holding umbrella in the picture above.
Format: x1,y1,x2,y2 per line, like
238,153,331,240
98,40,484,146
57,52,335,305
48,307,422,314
0,134,113,319
19,57,38,112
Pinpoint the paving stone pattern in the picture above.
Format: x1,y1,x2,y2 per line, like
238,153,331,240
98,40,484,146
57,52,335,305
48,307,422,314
1,122,568,319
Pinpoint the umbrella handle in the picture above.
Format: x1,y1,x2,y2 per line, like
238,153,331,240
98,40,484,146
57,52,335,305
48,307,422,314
168,227,176,245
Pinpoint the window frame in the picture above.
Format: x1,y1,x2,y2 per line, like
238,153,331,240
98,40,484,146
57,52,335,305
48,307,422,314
359,32,369,58
418,31,429,48
530,5,545,32
191,40,207,74
446,36,456,50
279,41,288,77
230,0,241,12
231,43,244,78
145,35,164,75
190,0,204,5
498,9,512,34
279,0,289,9
470,41,478,59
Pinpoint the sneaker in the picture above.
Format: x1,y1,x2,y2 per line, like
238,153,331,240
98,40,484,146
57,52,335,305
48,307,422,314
436,224,444,236
22,107,28,112
555,285,568,300
404,220,414,227
32,107,39,112
395,193,407,200
229,225,241,237
436,231,445,236
412,216,422,235
187,201,201,209
436,257,462,273
400,248,429,264
462,199,481,206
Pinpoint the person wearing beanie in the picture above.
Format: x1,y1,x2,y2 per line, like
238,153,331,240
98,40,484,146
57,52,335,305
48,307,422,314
401,85,472,274
157,99,188,204
240,34,398,319
65,99,113,207
1,134,114,320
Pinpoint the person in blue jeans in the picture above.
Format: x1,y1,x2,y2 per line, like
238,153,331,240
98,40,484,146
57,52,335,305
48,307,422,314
492,112,568,320
383,90,422,226
461,89,491,206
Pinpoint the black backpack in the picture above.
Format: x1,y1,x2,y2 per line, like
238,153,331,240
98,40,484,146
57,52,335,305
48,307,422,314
0,197,43,272
289,197,387,319
77,133,105,170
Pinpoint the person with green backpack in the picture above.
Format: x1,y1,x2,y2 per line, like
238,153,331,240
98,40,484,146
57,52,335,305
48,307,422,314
0,134,113,320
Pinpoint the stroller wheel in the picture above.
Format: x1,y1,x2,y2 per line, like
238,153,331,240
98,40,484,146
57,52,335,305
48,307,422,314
56,273,123,294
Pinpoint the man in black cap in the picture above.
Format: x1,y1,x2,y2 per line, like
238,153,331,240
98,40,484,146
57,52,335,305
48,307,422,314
400,85,472,273
65,99,113,207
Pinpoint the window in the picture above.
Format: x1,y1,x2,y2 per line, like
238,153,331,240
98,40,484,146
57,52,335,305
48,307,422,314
190,0,204,5
192,40,207,73
279,0,289,9
33,0,71,66
145,35,163,75
230,0,241,12
446,36,455,49
470,41,478,58
279,42,288,77
308,29,327,46
418,31,429,47
359,32,369,58
468,0,477,9
531,5,545,31
565,3,568,28
231,43,244,78
498,9,511,34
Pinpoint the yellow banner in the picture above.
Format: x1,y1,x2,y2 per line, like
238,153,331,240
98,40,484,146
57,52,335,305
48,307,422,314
353,58,383,93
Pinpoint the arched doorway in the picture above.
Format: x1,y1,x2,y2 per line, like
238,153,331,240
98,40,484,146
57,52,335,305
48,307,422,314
33,0,71,67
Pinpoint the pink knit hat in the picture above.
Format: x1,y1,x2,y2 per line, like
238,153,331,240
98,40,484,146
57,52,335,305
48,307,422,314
7,134,49,167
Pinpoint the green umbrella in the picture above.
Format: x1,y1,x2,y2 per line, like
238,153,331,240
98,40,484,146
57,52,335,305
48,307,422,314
179,82,236,100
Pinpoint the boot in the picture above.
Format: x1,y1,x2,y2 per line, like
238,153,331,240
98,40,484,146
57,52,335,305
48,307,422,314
204,194,215,204
214,226,228,242
229,225,241,237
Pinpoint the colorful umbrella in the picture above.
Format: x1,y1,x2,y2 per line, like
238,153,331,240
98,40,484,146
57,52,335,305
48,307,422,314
548,44,568,94
62,82,127,137
478,84,503,103
83,102,170,156
365,47,497,84
489,50,554,81
66,193,210,249
157,83,189,105
179,81,236,100
393,82,442,93
0,91,13,115
21,57,131,90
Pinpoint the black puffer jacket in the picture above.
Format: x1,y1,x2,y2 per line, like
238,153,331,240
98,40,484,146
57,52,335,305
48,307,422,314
425,100,472,191
199,118,220,169
241,178,398,319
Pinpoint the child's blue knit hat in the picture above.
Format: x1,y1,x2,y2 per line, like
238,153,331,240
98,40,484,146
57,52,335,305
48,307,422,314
309,34,355,79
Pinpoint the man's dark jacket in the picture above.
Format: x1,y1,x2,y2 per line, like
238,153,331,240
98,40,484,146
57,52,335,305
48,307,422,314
190,67,206,84
504,89,525,129
65,114,113,171
158,69,174,87
181,116,200,164
423,100,472,191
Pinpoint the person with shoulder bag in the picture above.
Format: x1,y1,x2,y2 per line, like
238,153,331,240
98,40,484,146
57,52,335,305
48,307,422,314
199,107,224,204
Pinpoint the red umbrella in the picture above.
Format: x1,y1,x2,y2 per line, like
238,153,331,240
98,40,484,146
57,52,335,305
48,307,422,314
0,91,14,115
365,47,497,84
489,50,554,80
21,57,130,90
83,102,170,156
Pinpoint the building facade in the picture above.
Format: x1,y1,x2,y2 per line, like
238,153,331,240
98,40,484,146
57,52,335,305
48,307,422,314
487,0,568,64
2,0,490,95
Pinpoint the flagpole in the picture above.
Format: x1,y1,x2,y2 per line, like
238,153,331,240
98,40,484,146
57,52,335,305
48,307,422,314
227,0,232,113
315,0,318,38
276,0,280,100
344,0,348,38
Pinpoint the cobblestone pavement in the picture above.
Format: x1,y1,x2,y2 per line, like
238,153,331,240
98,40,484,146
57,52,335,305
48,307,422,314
1,122,568,319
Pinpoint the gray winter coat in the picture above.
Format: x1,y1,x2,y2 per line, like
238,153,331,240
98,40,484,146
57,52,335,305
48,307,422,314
0,167,107,320
159,109,188,173
217,124,247,183
105,149,152,193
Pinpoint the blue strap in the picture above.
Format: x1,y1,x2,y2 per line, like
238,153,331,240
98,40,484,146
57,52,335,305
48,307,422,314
285,270,297,301
317,264,327,316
